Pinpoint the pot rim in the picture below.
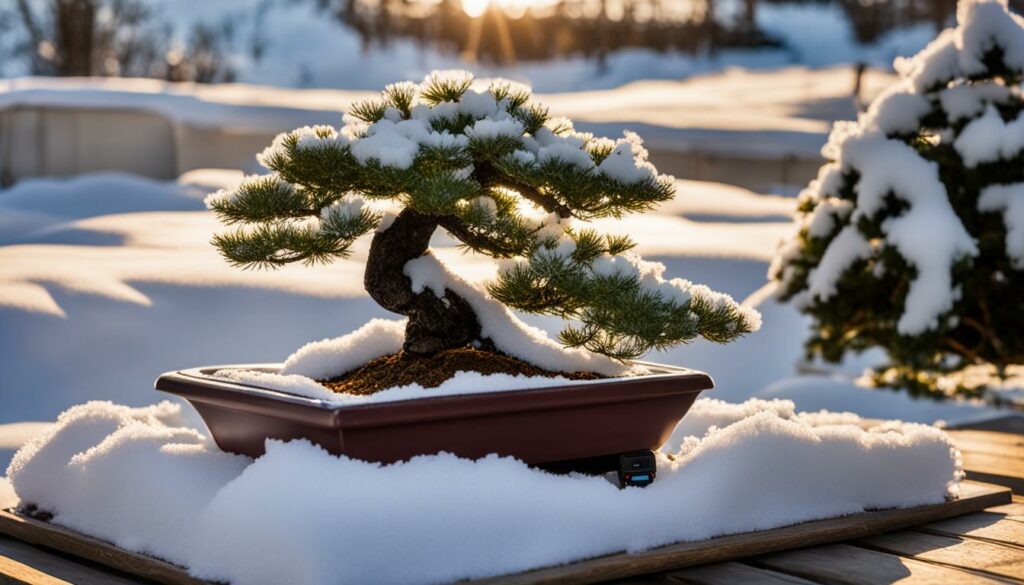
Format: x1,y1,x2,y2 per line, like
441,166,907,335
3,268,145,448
155,362,714,428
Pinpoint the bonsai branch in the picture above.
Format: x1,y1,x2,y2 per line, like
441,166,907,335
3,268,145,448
506,181,573,219
437,216,521,257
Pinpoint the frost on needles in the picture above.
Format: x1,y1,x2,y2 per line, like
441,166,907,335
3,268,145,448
770,0,1024,395
207,70,759,366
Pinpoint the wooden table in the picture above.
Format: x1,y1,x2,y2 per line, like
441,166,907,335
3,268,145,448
1,416,1022,585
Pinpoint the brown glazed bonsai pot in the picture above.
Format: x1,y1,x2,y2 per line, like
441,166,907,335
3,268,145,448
155,363,712,465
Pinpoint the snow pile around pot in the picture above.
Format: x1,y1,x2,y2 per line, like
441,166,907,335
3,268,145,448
6,399,961,585
0,477,14,510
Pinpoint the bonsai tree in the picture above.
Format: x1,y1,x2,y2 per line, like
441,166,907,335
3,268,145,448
770,0,1024,396
207,70,760,379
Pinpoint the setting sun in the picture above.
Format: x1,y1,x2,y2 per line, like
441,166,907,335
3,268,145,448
461,0,560,19
461,0,490,18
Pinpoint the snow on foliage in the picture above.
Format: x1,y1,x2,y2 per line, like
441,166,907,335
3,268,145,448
771,0,1024,393
979,183,1024,266
208,69,759,366
7,399,961,585
954,104,1024,167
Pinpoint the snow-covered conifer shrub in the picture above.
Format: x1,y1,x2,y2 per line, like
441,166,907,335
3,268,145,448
771,0,1024,395
207,71,759,370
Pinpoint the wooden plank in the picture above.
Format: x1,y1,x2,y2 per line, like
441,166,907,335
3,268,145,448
952,416,1024,435
858,530,1024,581
960,452,1024,494
0,555,70,585
987,496,1024,521
921,512,1024,547
949,430,1024,460
749,543,1005,585
0,511,206,585
468,481,1009,584
949,429,1024,448
0,536,144,585
660,562,820,584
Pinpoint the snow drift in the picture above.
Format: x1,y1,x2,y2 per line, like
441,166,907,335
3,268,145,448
6,399,961,585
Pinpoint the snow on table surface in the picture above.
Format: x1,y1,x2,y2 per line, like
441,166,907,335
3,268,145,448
3,399,962,585
0,65,896,158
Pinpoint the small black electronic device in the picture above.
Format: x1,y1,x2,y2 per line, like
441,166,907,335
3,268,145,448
537,449,657,488
617,450,656,487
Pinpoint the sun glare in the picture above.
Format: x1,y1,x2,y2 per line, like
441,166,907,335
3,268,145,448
461,0,491,18
461,0,558,19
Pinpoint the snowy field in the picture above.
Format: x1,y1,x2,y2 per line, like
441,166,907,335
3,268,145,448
0,167,1004,470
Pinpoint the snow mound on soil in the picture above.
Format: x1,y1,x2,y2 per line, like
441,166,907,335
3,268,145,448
217,367,582,406
6,399,961,585
280,318,406,380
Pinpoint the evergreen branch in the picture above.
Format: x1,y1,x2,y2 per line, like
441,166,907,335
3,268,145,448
488,233,757,361
348,98,388,123
207,176,317,225
420,71,474,105
504,178,573,219
383,81,417,117
211,217,372,270
438,215,530,258
489,80,532,110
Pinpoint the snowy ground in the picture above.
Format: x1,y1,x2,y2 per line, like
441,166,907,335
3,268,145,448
0,168,1005,469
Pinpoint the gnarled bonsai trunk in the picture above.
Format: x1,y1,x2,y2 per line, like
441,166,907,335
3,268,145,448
364,208,482,355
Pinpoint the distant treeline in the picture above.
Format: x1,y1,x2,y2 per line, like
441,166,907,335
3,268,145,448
4,0,1024,81
323,0,1024,65
329,0,776,65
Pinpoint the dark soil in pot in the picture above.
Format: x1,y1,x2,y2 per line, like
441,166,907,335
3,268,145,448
322,347,603,395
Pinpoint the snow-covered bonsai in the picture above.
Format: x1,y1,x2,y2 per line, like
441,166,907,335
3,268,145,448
771,0,1024,396
207,71,760,391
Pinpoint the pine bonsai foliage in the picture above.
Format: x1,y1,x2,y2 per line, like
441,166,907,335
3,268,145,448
207,70,760,364
770,0,1024,395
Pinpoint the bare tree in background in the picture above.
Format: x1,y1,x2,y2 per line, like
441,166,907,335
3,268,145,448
12,0,236,82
